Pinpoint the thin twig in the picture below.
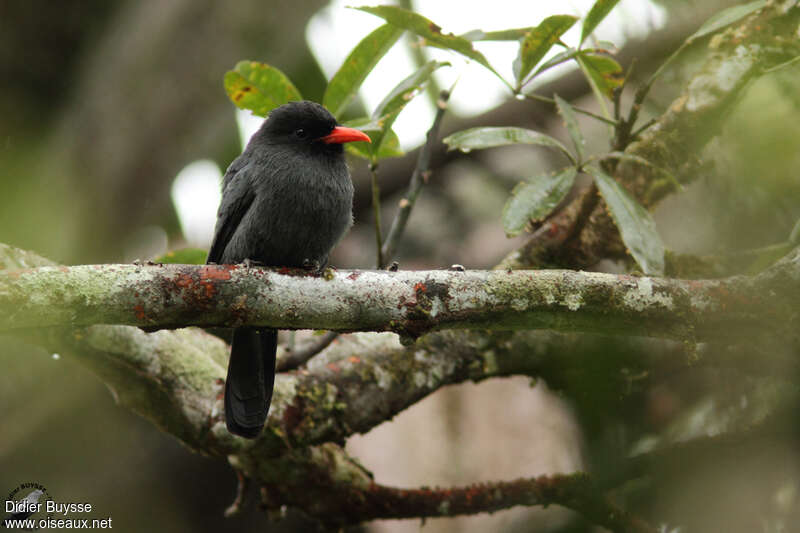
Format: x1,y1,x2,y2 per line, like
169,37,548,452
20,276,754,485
630,117,658,140
277,330,338,372
369,162,384,269
224,470,251,517
560,182,599,251
310,473,657,532
381,89,451,264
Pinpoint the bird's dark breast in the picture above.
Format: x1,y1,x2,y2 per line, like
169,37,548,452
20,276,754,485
222,147,353,267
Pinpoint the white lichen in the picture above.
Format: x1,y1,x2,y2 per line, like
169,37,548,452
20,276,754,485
687,45,758,111
430,295,444,317
623,277,674,311
543,290,556,305
373,365,393,389
564,292,583,311
511,298,527,311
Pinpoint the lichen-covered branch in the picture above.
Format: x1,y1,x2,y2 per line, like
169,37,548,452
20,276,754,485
23,323,585,458
625,4,800,202
2,246,799,342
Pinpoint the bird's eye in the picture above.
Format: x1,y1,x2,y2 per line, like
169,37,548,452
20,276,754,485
294,128,308,139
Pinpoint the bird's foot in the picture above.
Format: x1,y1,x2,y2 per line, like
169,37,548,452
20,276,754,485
241,258,265,269
301,258,321,272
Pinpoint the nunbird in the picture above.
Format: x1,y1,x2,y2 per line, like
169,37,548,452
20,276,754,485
207,100,370,438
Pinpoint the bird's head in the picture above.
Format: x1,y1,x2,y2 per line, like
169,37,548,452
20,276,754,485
257,100,370,151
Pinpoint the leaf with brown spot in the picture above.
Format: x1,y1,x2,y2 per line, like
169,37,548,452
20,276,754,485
224,60,302,117
576,52,623,98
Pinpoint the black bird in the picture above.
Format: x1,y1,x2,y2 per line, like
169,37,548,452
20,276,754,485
207,101,370,438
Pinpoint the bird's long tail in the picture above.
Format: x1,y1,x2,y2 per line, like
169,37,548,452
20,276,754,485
224,328,277,438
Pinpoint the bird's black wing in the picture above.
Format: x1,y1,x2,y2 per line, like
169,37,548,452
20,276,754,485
206,166,255,264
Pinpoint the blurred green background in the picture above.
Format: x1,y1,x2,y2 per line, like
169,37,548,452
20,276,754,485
2,1,800,532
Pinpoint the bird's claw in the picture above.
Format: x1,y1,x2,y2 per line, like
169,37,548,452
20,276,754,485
302,258,321,272
241,258,265,269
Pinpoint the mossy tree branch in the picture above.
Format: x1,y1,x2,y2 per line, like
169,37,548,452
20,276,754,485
2,247,798,342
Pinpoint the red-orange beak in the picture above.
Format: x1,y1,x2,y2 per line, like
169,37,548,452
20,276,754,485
319,126,371,144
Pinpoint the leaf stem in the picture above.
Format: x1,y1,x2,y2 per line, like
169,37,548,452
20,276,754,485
522,92,616,125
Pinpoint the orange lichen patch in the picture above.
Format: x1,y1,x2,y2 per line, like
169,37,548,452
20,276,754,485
165,269,224,309
347,356,361,364
327,362,341,373
133,304,146,321
199,265,233,281
174,273,193,289
201,281,216,299
413,282,427,293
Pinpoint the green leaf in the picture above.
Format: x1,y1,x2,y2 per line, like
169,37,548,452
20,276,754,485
323,24,404,119
589,166,665,275
554,94,585,164
461,27,533,41
346,130,404,160
502,167,578,236
153,248,209,265
515,15,578,88
581,0,621,45
687,0,766,43
343,117,404,160
577,52,623,97
443,126,575,164
355,5,505,84
369,60,448,153
224,60,302,117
